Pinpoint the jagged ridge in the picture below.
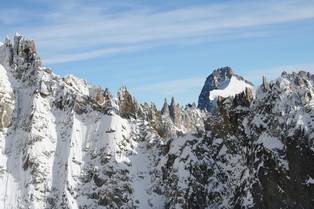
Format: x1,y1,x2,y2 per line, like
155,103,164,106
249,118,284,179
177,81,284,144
0,35,313,209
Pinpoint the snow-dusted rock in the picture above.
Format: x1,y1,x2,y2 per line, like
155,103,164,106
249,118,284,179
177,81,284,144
0,64,14,129
0,34,313,209
198,66,254,113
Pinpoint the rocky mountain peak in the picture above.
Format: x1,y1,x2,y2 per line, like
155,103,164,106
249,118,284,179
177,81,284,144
198,66,254,113
170,96,176,107
118,85,137,118
169,97,181,127
261,75,270,92
161,98,170,116
212,66,234,80
0,34,313,209
282,70,313,87
9,34,41,68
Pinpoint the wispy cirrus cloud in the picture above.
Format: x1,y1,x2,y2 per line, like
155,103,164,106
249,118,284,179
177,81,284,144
2,0,314,64
44,45,141,64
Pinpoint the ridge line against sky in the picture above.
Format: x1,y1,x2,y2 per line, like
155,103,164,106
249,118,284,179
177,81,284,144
0,0,314,106
134,63,314,95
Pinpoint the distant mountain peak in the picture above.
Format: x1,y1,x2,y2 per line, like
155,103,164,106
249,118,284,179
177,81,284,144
198,66,254,112
1,34,313,209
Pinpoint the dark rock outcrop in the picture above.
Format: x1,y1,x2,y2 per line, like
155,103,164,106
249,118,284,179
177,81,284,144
118,86,137,118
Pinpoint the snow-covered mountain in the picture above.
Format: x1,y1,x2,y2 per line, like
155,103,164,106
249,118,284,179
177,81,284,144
0,35,313,209
198,66,254,112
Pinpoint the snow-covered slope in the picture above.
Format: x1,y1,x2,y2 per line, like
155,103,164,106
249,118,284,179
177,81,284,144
208,76,253,100
158,71,314,209
0,35,165,209
198,66,254,112
0,34,204,209
0,34,313,209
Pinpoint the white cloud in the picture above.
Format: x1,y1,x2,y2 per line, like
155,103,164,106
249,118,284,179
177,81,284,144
43,45,140,64
3,0,314,64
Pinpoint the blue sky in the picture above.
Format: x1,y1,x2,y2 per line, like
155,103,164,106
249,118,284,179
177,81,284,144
1,0,314,106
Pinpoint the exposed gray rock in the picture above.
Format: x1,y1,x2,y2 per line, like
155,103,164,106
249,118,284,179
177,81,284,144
0,94,14,129
0,34,313,209
198,66,253,113
262,76,270,92
118,86,137,118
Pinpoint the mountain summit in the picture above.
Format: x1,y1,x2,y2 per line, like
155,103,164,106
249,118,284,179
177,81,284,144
198,66,254,112
0,35,313,209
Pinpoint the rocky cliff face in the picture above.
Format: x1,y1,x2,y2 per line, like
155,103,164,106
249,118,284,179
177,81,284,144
158,71,314,209
198,66,254,113
0,35,313,209
0,35,205,209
